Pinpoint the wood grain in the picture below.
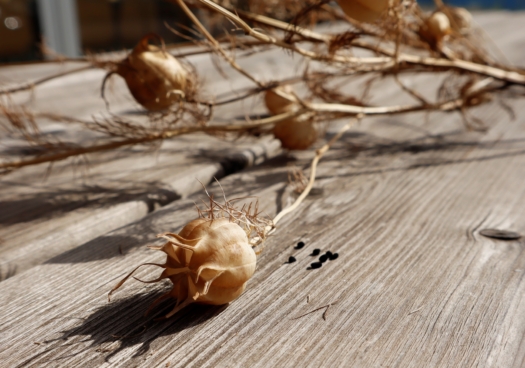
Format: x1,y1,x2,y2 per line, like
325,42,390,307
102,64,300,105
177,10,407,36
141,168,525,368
0,42,307,278
0,12,524,368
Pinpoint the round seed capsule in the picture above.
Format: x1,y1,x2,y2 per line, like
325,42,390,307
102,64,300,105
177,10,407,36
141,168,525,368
329,253,339,261
288,256,297,263
295,241,305,249
319,255,328,263
310,262,322,269
311,249,321,256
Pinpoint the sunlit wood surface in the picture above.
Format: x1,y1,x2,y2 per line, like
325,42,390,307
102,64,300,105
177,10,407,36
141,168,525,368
0,12,525,367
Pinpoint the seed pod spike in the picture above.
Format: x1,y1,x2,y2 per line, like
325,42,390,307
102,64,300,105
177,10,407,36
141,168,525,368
200,271,224,295
195,264,224,283
110,186,270,318
162,267,190,278
108,262,166,301
164,298,194,319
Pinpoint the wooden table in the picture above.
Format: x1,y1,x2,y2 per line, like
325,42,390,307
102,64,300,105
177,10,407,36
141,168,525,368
1,11,525,367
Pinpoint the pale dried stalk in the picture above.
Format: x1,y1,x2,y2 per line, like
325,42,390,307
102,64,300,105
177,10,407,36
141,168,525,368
173,0,264,87
251,117,359,249
2,0,524,174
192,0,389,65
2,87,481,171
230,6,525,85
0,109,304,170
0,66,94,95
272,117,357,226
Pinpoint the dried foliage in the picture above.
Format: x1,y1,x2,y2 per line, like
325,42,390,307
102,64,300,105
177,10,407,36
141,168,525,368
1,0,524,171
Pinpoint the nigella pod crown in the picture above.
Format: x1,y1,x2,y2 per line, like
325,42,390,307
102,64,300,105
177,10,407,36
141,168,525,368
151,217,257,318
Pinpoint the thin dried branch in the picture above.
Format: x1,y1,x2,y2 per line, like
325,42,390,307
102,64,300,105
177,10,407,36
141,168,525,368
0,65,94,95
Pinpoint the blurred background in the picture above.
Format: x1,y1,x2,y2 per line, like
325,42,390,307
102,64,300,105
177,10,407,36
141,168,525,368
0,0,524,64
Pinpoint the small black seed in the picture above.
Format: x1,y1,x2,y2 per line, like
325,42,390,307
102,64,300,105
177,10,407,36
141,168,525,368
310,262,322,269
319,255,328,263
295,241,305,249
325,251,333,258
288,256,297,263
329,253,339,260
311,248,321,256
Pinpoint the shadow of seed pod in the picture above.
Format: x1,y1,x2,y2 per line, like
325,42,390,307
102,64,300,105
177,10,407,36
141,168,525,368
106,33,195,111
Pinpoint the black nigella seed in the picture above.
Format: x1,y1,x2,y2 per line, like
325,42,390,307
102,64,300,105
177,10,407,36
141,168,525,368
319,255,328,263
311,248,321,256
295,241,305,249
325,251,333,258
288,256,297,263
310,262,322,269
329,253,339,261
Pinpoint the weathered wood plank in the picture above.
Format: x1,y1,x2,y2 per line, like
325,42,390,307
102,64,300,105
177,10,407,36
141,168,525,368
0,42,309,278
1,11,525,368
1,93,524,367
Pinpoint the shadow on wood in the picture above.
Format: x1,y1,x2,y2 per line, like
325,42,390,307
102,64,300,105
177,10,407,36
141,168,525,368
0,182,180,226
14,290,227,367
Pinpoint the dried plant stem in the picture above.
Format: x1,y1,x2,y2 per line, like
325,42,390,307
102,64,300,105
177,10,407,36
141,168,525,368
272,117,358,227
291,301,339,320
193,0,388,65
2,85,486,172
173,0,263,87
231,7,525,85
0,110,304,170
309,97,462,115
0,65,94,95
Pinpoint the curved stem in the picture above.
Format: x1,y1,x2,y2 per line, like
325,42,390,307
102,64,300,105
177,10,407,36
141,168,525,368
272,117,357,226
0,65,94,95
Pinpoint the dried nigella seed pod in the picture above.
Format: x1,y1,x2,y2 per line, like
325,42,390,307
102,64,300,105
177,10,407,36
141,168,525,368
337,0,390,23
110,217,257,318
107,34,195,111
264,86,318,150
425,12,452,43
264,85,297,115
109,190,270,318
273,117,318,150
448,7,472,34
